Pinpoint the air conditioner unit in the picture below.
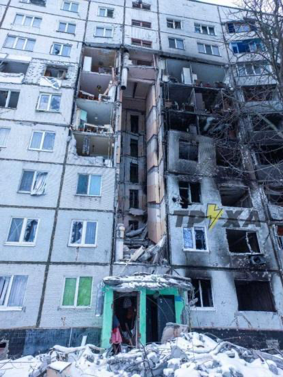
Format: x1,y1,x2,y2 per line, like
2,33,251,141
249,254,266,266
181,67,192,85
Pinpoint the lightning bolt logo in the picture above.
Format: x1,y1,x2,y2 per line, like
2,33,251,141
207,204,224,231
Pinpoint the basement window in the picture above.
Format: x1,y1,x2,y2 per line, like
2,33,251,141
191,279,213,308
132,2,151,10
131,115,139,133
0,90,19,109
19,170,48,195
257,145,283,165
167,19,182,29
183,227,208,251
0,275,28,309
132,20,151,28
130,163,139,183
7,218,39,245
0,128,10,147
219,185,252,208
179,140,198,161
179,181,201,208
131,39,152,48
235,280,275,312
130,139,138,157
69,220,97,247
76,174,102,196
62,277,92,307
226,229,260,254
129,189,139,208
44,66,67,80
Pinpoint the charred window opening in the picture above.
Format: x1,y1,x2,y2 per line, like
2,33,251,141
264,185,283,206
44,66,68,79
216,146,241,168
179,140,198,161
257,145,283,165
129,220,139,231
226,229,260,254
235,281,275,312
130,139,138,157
191,279,213,308
252,114,283,132
219,185,252,208
131,115,139,133
129,189,139,208
130,163,139,183
199,117,237,140
195,88,224,113
243,85,276,102
179,181,201,208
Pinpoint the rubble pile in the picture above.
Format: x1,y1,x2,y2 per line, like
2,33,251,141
1,332,283,377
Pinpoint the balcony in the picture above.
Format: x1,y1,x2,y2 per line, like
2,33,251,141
0,60,29,84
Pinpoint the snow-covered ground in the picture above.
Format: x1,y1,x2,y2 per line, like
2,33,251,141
1,332,283,377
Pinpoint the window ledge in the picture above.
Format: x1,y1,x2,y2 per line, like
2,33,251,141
237,310,276,314
28,148,53,153
0,307,23,312
59,306,91,310
36,109,61,113
190,307,216,311
4,242,35,247
75,194,101,198
183,248,209,253
68,244,97,248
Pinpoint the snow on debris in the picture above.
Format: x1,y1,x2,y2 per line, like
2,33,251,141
1,332,283,376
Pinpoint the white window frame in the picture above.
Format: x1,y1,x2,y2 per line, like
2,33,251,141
191,279,215,310
132,20,151,28
195,23,216,36
237,62,269,76
61,276,93,308
197,43,220,56
0,127,10,148
167,19,182,30
29,131,55,152
69,220,98,247
50,43,71,57
95,26,113,38
6,217,39,246
168,38,184,50
58,21,76,34
0,90,19,108
98,7,114,18
18,170,48,194
4,35,36,51
62,1,79,12
14,14,42,28
37,93,61,112
76,174,102,197
0,275,27,310
131,38,152,48
183,226,208,252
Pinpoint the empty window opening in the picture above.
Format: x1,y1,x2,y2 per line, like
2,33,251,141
130,139,138,157
179,140,198,161
252,114,283,132
183,227,207,251
132,20,151,28
129,220,139,231
114,293,138,347
0,61,29,74
276,225,283,250
227,21,256,33
129,189,139,208
0,90,19,109
216,146,241,168
265,186,283,206
191,279,213,308
44,66,67,79
132,2,151,10
226,229,260,254
219,186,252,208
131,115,139,133
130,163,139,183
243,86,276,102
179,181,201,208
235,281,275,312
257,145,283,165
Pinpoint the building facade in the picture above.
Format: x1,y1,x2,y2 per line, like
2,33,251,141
0,0,283,356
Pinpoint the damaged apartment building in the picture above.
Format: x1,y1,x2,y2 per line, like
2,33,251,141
0,0,283,356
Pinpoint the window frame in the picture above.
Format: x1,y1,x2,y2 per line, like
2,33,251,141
197,42,220,56
0,127,10,148
76,174,102,197
6,217,39,246
37,93,61,112
168,37,184,50
183,226,208,252
29,131,55,152
69,220,98,247
58,21,76,34
191,278,215,310
226,228,262,255
61,276,93,308
0,90,20,109
132,20,152,28
61,1,79,13
237,62,269,76
194,23,216,36
4,35,36,52
14,13,42,28
131,38,152,48
167,19,182,30
18,169,48,194
50,42,71,57
0,275,28,310
95,26,113,38
98,7,114,18
132,2,151,10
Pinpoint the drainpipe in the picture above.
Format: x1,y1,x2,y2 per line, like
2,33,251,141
121,52,130,90
115,223,125,261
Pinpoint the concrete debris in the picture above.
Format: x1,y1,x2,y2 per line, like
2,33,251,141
1,333,283,377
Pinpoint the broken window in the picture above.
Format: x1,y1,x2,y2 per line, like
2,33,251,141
76,174,102,196
14,14,42,28
237,62,269,76
179,140,198,161
230,39,263,54
0,275,28,308
132,2,151,10
44,66,67,80
167,19,182,29
226,229,260,254
0,128,10,147
179,181,201,208
98,7,114,18
129,189,139,208
169,38,184,50
69,220,97,246
62,277,92,307
191,279,214,308
216,146,241,168
130,163,139,183
257,145,283,165
4,35,36,51
219,185,252,208
29,131,55,151
129,220,139,230
243,86,276,102
7,218,39,244
131,39,152,48
37,93,61,112
264,186,283,206
276,226,283,250
50,43,71,57
95,27,113,38
132,20,151,28
62,1,79,12
227,21,256,33
197,43,220,56
235,280,275,312
195,24,215,35
251,114,283,132
183,227,207,251
21,0,46,5
0,61,29,74
131,115,139,133
0,90,19,109
19,170,48,195
130,139,138,157
58,21,76,34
